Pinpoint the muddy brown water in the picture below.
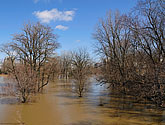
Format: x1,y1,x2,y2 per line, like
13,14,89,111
0,76,165,125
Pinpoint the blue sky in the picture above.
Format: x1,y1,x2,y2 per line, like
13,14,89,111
0,0,137,60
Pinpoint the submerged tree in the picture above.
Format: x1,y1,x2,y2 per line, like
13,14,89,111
129,0,165,105
0,45,36,103
71,48,91,97
59,51,72,81
0,22,59,102
11,22,59,92
13,65,37,103
93,0,165,107
93,11,133,90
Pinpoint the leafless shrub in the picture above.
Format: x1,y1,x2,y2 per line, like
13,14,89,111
9,65,37,103
70,48,92,97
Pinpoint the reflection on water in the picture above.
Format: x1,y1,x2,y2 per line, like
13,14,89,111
0,76,165,125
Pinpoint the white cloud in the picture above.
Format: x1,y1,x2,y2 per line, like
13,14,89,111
33,0,51,3
55,25,68,31
33,8,75,23
34,0,39,3
76,40,81,43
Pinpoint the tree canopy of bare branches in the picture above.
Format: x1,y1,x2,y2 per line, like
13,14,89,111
93,0,165,107
59,51,72,81
71,48,92,97
0,22,59,102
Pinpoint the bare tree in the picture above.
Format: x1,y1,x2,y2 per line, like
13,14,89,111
0,22,59,102
93,0,165,107
7,22,59,92
128,0,165,105
1,57,11,74
93,11,133,90
48,57,61,81
71,48,91,97
0,45,36,103
11,65,37,103
59,51,72,81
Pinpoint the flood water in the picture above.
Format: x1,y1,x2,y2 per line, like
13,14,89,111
0,76,165,125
